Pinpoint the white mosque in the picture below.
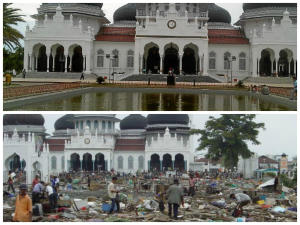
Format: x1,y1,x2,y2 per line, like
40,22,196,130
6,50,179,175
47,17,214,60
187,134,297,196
3,114,197,184
23,3,297,82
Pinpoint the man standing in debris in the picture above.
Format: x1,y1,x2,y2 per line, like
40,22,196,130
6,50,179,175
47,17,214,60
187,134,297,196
188,174,197,196
108,177,120,214
87,175,91,189
166,179,184,220
168,174,174,185
32,181,45,205
13,184,32,222
132,175,138,189
230,193,251,216
7,170,15,194
46,183,58,213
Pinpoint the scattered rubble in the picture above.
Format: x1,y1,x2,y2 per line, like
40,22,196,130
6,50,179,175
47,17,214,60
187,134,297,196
3,173,297,222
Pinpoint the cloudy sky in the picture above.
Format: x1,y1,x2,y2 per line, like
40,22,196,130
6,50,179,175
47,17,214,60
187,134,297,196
11,2,244,47
43,114,297,160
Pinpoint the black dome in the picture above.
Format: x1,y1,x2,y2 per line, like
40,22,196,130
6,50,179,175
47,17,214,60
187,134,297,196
54,114,75,130
84,3,103,9
207,3,231,24
120,114,147,130
113,3,139,22
3,114,45,126
147,114,189,125
243,3,297,11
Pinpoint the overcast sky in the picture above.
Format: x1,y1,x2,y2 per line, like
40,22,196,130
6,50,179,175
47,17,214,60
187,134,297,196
43,114,297,160
11,2,244,47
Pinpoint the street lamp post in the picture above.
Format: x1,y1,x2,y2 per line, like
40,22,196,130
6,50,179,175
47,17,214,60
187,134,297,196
106,54,118,84
224,56,236,84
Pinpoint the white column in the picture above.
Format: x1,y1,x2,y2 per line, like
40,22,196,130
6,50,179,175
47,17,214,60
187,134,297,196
179,54,183,74
202,39,209,75
35,55,38,72
288,60,291,75
257,58,260,75
64,54,68,73
271,60,273,75
160,54,163,74
275,60,278,75
139,54,143,74
52,54,55,72
83,55,86,71
29,54,32,72
133,38,141,74
199,55,202,74
294,59,297,75
70,54,73,72
47,54,50,72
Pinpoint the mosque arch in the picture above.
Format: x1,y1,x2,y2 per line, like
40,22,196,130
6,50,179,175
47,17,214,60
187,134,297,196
82,153,93,171
182,43,198,74
118,156,123,169
278,49,291,77
72,45,83,72
4,153,26,171
144,42,160,73
150,154,160,171
128,156,134,169
163,42,179,74
260,49,272,76
138,156,144,170
70,153,80,171
95,153,105,171
162,153,172,170
174,153,184,171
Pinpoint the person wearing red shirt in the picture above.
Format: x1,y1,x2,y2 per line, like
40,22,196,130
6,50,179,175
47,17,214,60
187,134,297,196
32,175,39,189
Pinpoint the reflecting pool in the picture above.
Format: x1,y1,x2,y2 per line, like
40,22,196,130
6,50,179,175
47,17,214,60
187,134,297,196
9,91,293,111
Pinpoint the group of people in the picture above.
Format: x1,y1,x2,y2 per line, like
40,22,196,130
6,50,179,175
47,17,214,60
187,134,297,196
12,174,59,222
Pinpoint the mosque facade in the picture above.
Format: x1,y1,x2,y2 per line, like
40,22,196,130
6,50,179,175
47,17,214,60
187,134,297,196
3,114,196,184
23,3,297,82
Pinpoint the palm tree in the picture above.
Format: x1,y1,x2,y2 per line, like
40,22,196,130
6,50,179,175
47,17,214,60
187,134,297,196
3,3,25,50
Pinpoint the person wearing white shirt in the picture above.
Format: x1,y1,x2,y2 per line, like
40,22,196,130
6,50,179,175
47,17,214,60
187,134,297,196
46,184,58,213
230,193,251,216
107,177,120,214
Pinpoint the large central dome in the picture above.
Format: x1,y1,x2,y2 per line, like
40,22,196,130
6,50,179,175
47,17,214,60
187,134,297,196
3,114,45,126
243,3,297,11
147,114,189,125
113,3,141,22
120,114,147,130
206,3,231,24
54,114,75,130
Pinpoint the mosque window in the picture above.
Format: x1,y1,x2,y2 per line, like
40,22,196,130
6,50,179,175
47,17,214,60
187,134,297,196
128,156,134,169
224,52,231,70
86,120,91,128
176,4,180,11
127,50,134,67
239,52,246,70
61,156,65,169
102,121,106,130
112,50,119,67
209,52,216,69
138,156,144,169
118,156,123,169
76,121,79,129
108,121,112,129
51,156,57,169
80,121,83,129
94,120,99,130
165,5,169,11
97,49,104,67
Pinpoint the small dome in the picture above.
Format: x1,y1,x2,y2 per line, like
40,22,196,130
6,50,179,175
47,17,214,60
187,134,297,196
54,114,75,130
3,114,45,126
281,153,287,157
113,3,139,22
243,3,297,11
147,114,189,125
120,114,147,130
206,3,231,24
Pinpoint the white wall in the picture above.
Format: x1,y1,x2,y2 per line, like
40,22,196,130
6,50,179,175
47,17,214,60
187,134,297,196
113,151,145,173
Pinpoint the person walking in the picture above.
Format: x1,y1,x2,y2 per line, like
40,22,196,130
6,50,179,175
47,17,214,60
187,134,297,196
108,177,120,214
7,170,15,194
168,174,174,185
166,179,184,220
132,175,138,190
32,175,40,189
13,184,32,222
230,193,251,216
46,183,58,213
22,69,26,79
32,181,45,205
188,175,197,196
80,71,85,80
87,175,91,189
290,77,297,100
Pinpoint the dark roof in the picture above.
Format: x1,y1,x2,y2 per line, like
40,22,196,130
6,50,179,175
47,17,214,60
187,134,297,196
85,3,103,9
95,27,135,42
3,114,45,126
243,3,297,11
147,114,189,125
120,114,147,130
208,29,249,45
54,114,75,130
259,156,279,164
114,138,145,151
113,3,140,22
206,3,231,24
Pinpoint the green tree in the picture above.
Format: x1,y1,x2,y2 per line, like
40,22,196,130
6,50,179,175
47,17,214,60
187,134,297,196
190,115,265,171
3,3,25,50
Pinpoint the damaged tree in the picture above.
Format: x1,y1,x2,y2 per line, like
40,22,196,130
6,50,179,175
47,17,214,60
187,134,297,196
190,115,265,171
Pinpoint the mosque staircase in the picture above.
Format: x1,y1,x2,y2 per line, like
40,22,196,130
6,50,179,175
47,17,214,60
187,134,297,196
121,74,221,83
15,72,98,80
242,77,294,85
